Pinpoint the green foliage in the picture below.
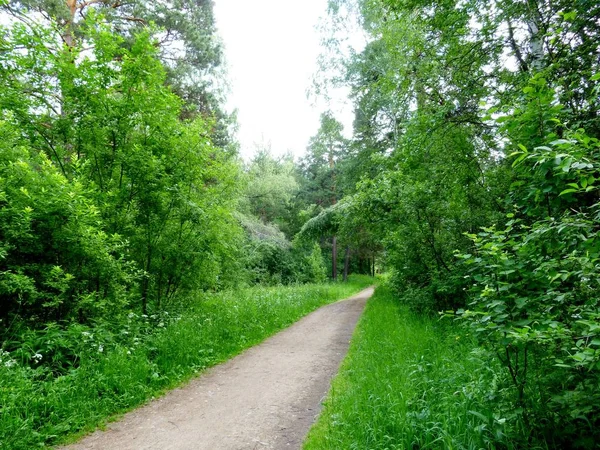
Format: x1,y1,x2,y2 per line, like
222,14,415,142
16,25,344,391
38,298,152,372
296,201,348,241
322,0,511,310
239,149,300,235
0,16,241,318
0,279,373,449
324,0,600,309
307,243,327,284
319,0,600,446
0,118,133,325
236,148,338,286
238,215,330,286
299,111,349,209
3,0,229,137
305,285,520,449
457,85,600,445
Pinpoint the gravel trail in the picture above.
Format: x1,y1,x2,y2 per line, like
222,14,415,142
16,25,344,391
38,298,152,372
62,286,374,450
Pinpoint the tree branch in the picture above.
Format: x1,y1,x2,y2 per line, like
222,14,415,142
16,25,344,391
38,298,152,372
506,20,529,73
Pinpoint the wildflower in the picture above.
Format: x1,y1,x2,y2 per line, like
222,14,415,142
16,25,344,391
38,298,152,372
32,353,43,363
98,345,104,353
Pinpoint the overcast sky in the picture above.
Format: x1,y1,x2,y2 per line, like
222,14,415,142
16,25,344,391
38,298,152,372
213,0,355,160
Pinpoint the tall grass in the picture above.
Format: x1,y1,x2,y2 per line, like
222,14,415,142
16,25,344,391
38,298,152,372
0,276,373,449
304,284,532,450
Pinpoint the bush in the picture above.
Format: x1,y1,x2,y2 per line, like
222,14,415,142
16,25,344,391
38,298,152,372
0,119,133,326
457,78,600,447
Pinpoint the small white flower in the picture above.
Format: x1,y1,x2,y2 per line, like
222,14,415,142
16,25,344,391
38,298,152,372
98,345,104,353
4,359,15,368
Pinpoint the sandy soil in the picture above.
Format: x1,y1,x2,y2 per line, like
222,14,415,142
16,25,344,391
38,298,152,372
61,286,374,450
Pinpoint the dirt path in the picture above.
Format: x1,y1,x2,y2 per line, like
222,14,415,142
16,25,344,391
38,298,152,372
62,286,374,450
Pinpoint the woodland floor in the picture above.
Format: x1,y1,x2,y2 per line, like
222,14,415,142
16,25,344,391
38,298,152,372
60,286,374,450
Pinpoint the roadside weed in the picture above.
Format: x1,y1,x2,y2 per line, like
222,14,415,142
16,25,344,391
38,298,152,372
304,285,532,450
0,276,373,449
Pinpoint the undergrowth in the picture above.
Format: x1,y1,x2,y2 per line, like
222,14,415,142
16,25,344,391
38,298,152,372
304,284,540,450
0,275,373,449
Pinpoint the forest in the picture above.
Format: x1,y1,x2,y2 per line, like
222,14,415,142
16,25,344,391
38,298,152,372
0,0,599,448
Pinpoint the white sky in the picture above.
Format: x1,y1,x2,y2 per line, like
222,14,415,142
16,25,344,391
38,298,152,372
213,0,356,160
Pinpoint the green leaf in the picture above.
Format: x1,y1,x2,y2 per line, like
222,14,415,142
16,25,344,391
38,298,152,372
468,410,489,422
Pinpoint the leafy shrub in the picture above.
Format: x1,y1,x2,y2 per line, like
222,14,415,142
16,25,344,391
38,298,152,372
457,77,600,447
0,119,133,326
306,243,327,284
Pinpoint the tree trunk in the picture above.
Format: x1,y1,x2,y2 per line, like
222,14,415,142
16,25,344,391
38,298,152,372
332,235,338,281
343,245,350,282
64,0,77,48
526,0,544,71
142,235,152,315
372,256,375,277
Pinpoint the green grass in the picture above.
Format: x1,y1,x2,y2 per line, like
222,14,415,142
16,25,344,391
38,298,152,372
304,284,521,450
0,275,373,449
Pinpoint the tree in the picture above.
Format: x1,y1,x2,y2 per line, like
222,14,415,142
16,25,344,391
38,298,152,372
0,14,241,315
322,0,600,443
299,112,349,280
240,148,299,236
2,0,232,144
0,118,133,325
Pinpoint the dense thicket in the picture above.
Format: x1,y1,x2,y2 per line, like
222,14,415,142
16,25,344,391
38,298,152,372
232,148,330,285
321,0,600,446
0,14,242,328
0,5,338,349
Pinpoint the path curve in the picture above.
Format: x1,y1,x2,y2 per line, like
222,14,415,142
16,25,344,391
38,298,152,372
62,286,374,450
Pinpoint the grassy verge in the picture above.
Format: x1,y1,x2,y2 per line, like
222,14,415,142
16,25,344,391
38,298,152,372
0,275,373,449
304,284,520,450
